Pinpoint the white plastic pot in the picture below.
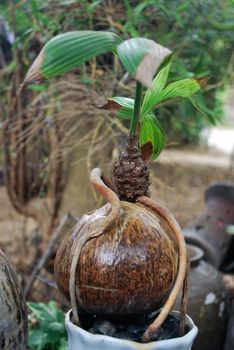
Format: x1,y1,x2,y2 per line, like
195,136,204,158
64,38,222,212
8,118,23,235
65,310,198,350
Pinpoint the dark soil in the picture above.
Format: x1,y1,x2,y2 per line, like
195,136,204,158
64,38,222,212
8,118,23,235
78,310,189,343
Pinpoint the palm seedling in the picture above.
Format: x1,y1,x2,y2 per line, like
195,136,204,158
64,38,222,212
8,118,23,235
23,30,203,342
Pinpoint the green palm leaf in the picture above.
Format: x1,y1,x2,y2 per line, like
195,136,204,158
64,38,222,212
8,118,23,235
139,116,166,160
141,59,171,117
117,38,171,88
97,96,134,119
22,31,122,85
159,78,201,102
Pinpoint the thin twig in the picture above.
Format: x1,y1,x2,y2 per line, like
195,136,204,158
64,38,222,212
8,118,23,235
180,254,190,336
24,213,74,297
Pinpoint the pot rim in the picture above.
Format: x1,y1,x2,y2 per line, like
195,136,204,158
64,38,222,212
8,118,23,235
65,309,198,347
186,244,204,266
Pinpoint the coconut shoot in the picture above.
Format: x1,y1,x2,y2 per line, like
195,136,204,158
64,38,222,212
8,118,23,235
22,30,204,343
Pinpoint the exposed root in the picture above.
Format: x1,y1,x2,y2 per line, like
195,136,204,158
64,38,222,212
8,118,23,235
180,255,190,336
69,168,121,325
137,195,187,343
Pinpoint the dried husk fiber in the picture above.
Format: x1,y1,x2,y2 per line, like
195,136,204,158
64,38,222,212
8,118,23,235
0,249,28,349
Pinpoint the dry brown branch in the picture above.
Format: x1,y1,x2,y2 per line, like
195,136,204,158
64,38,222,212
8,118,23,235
24,213,74,297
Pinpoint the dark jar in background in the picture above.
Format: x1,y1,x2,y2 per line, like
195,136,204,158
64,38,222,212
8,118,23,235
176,244,229,350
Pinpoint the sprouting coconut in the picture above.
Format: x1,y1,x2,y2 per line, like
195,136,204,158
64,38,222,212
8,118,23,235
22,31,203,342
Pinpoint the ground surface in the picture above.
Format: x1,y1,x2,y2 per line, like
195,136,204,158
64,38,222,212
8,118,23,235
151,147,233,227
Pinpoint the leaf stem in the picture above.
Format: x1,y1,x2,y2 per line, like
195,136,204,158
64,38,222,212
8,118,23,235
130,81,143,136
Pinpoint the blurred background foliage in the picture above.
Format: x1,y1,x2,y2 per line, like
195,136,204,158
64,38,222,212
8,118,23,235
0,0,233,143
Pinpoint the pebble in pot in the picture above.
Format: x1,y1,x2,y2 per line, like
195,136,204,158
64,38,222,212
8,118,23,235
65,309,198,350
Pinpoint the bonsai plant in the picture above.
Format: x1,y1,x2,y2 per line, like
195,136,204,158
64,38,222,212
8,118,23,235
22,31,202,348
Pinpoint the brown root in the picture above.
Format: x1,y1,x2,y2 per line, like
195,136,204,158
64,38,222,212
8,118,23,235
69,168,121,325
180,255,190,336
137,195,187,343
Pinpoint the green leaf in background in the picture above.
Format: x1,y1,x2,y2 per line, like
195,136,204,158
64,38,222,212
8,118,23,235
97,96,134,119
189,96,215,124
26,83,49,92
22,31,123,86
191,91,218,125
141,59,171,117
139,116,166,160
28,329,48,350
117,37,171,88
28,301,67,350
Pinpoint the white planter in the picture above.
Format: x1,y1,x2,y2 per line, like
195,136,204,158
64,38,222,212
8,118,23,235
65,310,198,350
